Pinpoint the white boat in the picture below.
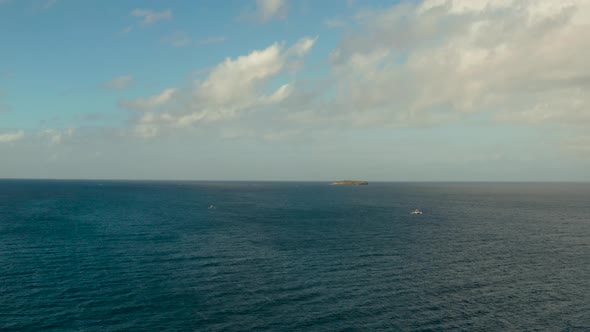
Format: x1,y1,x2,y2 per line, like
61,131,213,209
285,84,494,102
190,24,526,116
410,209,423,215
208,205,216,209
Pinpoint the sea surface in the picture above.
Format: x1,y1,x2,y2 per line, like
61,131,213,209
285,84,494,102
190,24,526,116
1,180,589,331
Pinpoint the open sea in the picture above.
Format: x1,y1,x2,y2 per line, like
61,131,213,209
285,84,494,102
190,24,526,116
1,180,589,331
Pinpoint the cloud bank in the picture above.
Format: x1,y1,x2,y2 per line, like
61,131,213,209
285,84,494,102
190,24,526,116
124,0,590,137
0,130,24,143
318,0,590,128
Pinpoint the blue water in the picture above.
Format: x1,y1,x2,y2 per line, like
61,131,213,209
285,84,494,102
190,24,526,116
1,181,589,331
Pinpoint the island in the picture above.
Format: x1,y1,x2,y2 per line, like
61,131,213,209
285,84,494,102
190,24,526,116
331,180,368,185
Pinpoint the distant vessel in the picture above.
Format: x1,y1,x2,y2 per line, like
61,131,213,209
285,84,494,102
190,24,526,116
208,205,216,209
410,209,423,215
331,180,368,186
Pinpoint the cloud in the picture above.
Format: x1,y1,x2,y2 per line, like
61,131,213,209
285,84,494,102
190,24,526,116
42,128,75,145
131,8,172,25
80,0,590,154
244,0,288,22
0,130,24,143
257,0,287,21
312,0,590,128
120,88,177,111
287,36,318,57
102,75,134,90
121,36,317,138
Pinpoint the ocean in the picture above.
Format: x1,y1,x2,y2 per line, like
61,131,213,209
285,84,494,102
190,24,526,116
1,180,589,331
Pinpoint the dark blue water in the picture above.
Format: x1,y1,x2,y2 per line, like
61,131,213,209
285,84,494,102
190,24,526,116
1,181,589,331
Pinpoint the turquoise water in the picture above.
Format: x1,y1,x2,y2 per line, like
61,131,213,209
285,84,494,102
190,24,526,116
1,181,589,331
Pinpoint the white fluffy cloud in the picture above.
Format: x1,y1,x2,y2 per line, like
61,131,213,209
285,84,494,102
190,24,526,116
131,8,172,25
0,130,24,143
121,36,317,138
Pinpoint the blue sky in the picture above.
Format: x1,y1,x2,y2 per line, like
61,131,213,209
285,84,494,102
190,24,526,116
1,0,589,181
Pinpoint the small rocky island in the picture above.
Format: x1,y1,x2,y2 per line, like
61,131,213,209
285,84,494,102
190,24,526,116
331,180,368,185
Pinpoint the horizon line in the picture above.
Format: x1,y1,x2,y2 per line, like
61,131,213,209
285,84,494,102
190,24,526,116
1,178,589,184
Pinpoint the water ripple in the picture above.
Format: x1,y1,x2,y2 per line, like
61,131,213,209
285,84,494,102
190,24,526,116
1,181,589,331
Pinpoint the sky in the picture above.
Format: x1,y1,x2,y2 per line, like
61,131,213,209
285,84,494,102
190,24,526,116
1,0,590,181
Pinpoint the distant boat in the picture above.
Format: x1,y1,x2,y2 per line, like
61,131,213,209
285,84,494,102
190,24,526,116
208,205,216,209
410,209,423,215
